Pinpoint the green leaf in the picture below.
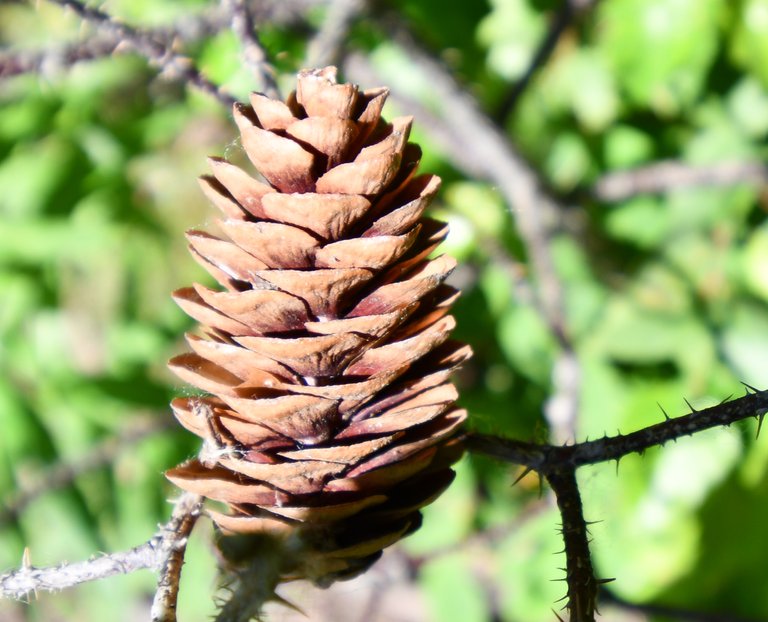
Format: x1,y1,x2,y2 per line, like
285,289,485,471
720,302,768,387
598,0,724,113
731,0,768,87
477,0,546,81
728,77,768,137
604,125,655,169
497,507,565,622
498,303,557,384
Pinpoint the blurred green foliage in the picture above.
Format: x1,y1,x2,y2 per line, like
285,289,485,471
1,1,768,621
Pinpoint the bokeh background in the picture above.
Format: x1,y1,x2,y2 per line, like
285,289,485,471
2,0,768,620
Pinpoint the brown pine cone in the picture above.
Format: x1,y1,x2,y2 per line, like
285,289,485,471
166,66,470,587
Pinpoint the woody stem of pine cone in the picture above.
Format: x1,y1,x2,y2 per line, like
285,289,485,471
151,492,204,622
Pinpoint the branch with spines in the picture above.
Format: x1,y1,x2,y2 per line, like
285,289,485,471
467,387,768,472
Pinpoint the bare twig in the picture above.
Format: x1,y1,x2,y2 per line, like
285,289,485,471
0,492,203,603
1,541,158,601
305,0,366,68
593,160,768,202
151,493,205,622
223,0,280,98
46,0,236,106
0,7,230,82
0,36,121,79
0,416,173,527
494,0,597,123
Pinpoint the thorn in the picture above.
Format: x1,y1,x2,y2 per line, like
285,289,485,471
597,577,616,585
512,467,533,487
757,412,766,439
718,393,734,405
614,458,621,476
271,594,305,615
683,397,697,413
552,610,566,622
741,381,760,394
657,402,670,420
21,547,31,570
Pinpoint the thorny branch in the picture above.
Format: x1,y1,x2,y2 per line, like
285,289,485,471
469,389,768,622
467,388,768,472
546,469,600,622
0,493,202,608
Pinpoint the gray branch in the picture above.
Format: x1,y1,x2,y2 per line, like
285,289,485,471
46,0,236,106
305,0,366,69
151,493,205,622
224,0,280,98
0,492,203,606
593,160,768,201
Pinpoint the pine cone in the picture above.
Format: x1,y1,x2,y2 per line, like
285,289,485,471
166,67,470,586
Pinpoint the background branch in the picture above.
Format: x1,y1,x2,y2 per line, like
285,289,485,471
306,0,366,68
602,590,768,622
0,36,120,79
593,160,768,201
47,0,236,105
224,0,280,98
